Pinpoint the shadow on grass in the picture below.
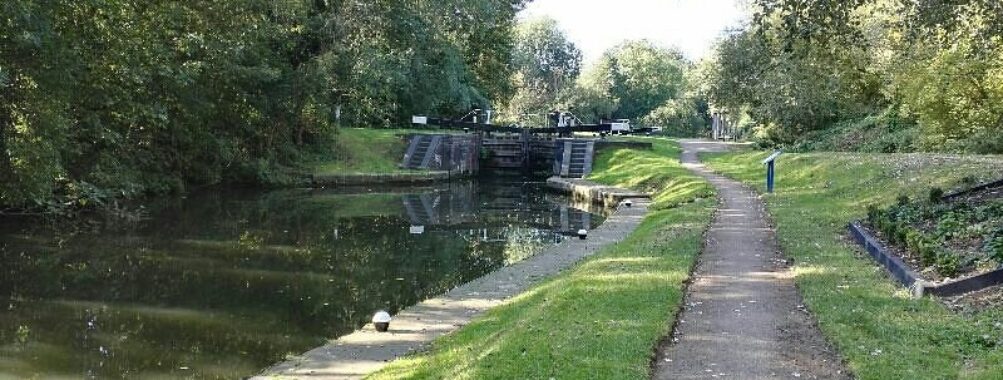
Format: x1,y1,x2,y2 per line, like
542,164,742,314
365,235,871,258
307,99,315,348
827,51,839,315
589,140,715,210
369,203,715,380
370,140,718,379
704,150,1003,379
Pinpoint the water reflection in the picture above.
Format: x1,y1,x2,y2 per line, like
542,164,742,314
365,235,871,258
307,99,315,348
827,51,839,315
0,179,604,379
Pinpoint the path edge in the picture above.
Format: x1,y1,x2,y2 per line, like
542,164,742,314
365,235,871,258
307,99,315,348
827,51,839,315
253,183,651,380
653,141,852,379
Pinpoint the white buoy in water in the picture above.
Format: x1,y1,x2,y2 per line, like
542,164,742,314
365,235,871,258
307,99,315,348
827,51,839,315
623,199,633,208
577,229,588,240
373,311,392,332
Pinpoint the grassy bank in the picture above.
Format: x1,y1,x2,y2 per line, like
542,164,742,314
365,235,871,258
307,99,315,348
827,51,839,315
309,128,419,176
590,138,715,209
703,151,1003,379
369,139,714,379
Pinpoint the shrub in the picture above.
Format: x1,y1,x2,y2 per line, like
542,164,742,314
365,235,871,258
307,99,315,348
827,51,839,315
928,187,944,203
935,212,966,240
867,204,880,222
986,232,1003,265
895,225,910,246
897,194,911,206
868,186,1003,276
905,229,923,253
936,250,962,278
918,239,940,267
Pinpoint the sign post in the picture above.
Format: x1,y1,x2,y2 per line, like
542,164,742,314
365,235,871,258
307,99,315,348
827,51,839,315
762,151,783,193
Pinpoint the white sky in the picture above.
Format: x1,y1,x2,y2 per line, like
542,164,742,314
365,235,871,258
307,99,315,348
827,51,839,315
519,0,749,63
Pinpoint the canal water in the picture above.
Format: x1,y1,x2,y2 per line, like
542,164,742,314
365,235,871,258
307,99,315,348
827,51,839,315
0,178,606,379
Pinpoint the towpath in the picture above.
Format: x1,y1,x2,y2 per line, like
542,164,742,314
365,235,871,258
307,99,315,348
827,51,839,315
653,140,848,379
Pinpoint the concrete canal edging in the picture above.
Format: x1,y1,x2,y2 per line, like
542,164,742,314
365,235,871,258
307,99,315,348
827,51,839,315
253,186,651,379
546,176,651,206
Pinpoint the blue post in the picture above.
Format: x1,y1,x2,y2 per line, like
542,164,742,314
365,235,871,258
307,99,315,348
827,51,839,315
766,161,775,193
762,150,782,193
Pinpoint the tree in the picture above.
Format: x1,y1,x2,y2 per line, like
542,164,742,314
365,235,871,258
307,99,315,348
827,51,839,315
571,40,688,125
502,17,582,123
706,0,1003,151
0,0,527,208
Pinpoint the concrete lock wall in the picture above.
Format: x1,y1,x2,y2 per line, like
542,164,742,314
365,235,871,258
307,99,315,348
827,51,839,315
403,133,650,176
402,134,481,175
403,132,545,173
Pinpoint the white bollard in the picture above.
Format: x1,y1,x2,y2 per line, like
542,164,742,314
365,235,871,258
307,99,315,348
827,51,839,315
373,311,392,332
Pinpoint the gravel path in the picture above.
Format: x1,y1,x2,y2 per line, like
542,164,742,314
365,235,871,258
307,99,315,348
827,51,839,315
652,140,849,380
254,184,650,380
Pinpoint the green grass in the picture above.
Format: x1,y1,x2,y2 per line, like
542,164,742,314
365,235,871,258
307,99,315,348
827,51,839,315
310,128,422,175
589,138,715,209
368,139,714,379
703,150,1003,379
789,109,920,153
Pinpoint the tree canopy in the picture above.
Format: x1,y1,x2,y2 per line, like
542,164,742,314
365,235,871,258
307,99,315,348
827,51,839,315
571,40,706,133
704,0,1003,152
0,0,526,208
502,16,582,124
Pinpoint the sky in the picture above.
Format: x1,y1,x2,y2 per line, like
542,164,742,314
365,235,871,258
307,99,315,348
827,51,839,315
519,0,749,63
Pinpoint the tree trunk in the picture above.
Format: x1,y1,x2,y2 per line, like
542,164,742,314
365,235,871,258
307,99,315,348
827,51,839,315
0,86,16,184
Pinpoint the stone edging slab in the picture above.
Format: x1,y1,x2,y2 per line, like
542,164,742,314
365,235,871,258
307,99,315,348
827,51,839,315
546,176,651,206
252,198,651,380
848,221,1003,297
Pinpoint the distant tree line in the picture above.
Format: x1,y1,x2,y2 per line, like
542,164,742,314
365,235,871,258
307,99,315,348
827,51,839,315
500,17,710,136
703,0,1003,153
29,1,989,209
0,1,525,208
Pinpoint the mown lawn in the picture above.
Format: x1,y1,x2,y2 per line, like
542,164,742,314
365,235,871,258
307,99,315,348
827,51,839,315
590,137,715,209
703,151,1003,379
309,128,428,175
368,139,714,379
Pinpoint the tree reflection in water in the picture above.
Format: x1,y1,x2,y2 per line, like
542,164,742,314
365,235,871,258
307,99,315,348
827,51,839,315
0,179,605,379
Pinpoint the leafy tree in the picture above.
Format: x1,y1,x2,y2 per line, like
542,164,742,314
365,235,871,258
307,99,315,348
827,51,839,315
703,0,1003,151
502,17,582,124
641,98,707,137
0,0,527,209
571,40,690,128
606,41,687,121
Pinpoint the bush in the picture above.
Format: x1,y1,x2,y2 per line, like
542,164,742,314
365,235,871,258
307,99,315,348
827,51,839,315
896,194,911,206
928,187,944,203
936,251,962,277
869,192,1003,275
986,232,1003,265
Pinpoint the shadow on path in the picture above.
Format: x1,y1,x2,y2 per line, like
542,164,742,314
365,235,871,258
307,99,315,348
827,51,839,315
652,140,849,380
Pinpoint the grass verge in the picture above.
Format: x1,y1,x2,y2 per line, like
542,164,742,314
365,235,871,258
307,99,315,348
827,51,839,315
309,128,419,175
703,151,1003,379
590,138,715,209
368,139,714,379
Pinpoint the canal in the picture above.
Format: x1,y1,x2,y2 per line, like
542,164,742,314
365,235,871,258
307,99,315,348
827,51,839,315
0,178,606,379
